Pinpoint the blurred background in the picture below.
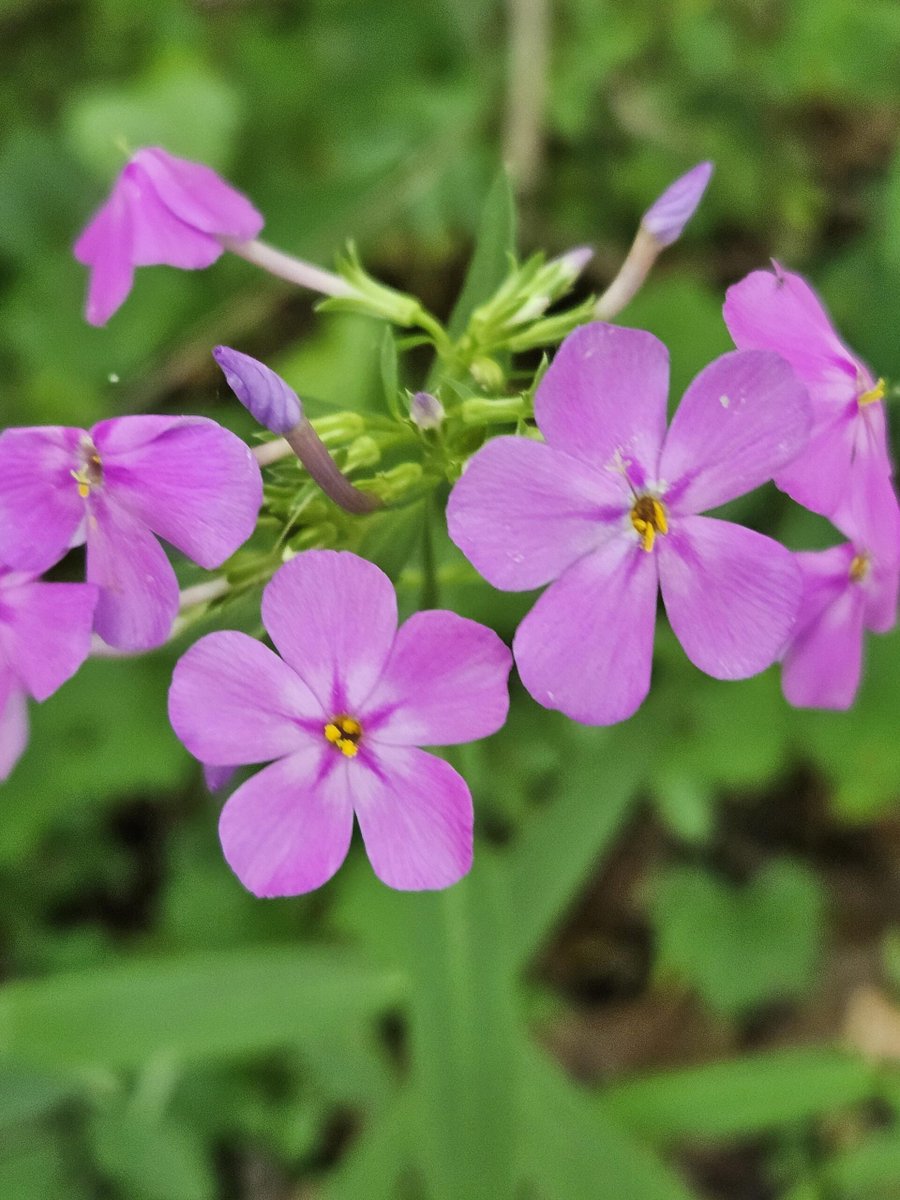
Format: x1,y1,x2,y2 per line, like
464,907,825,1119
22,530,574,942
1,1,899,1197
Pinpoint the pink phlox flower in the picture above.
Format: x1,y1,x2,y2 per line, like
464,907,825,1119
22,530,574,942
447,322,812,726
0,567,97,780
168,551,513,895
74,147,264,326
723,263,899,561
0,416,262,651
782,510,899,710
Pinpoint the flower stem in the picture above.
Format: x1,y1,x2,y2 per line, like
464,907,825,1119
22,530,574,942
594,227,660,320
221,237,360,299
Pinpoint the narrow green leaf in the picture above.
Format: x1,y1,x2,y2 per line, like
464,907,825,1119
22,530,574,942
446,170,517,339
602,1048,879,1141
322,1095,411,1200
0,947,405,1070
521,1048,697,1200
379,325,403,421
89,1107,215,1200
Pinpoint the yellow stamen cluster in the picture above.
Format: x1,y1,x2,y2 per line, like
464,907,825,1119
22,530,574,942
858,378,886,407
630,495,668,552
849,553,871,583
70,451,103,499
324,715,362,758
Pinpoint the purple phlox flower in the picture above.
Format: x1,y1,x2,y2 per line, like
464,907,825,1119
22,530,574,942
723,264,899,560
642,161,714,248
782,511,899,710
0,416,262,651
168,550,512,895
447,322,812,726
0,567,97,780
74,147,263,326
212,345,302,434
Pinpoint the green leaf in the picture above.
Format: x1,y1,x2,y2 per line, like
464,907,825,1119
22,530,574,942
521,1048,697,1200
446,170,517,339
89,1106,215,1200
603,1048,879,1141
651,861,825,1016
823,1130,900,1198
0,946,405,1070
0,1064,80,1127
379,325,403,421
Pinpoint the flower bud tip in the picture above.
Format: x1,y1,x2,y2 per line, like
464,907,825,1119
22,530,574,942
213,346,303,435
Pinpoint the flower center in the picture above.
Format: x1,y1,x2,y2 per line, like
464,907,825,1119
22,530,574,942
858,378,885,407
71,438,103,499
323,715,362,758
630,495,668,552
849,553,871,583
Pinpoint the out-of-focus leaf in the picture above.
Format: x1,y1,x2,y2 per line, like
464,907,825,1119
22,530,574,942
0,946,405,1070
89,1106,215,1200
446,169,516,338
651,860,824,1016
0,1064,79,1127
603,1048,879,1140
823,1129,900,1198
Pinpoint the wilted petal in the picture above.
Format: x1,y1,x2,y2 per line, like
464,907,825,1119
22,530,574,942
73,176,136,326
219,745,354,897
0,426,86,573
534,323,669,486
0,578,97,701
365,611,511,746
213,347,303,434
132,148,264,240
0,685,28,782
93,415,261,569
513,535,659,725
447,436,621,590
658,515,801,679
86,495,178,650
352,745,473,890
168,630,322,766
642,161,713,247
261,552,397,713
660,350,811,514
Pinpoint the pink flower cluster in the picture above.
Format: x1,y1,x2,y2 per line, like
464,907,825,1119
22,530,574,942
2,146,895,901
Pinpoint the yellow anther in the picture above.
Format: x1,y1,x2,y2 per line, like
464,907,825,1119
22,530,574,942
323,715,363,758
858,378,886,406
849,553,871,583
630,495,668,553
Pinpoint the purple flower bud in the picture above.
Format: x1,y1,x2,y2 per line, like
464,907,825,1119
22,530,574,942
410,391,445,431
213,347,303,434
641,161,713,248
554,245,594,279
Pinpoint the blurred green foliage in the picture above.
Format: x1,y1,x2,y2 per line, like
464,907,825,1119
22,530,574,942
1,0,899,1198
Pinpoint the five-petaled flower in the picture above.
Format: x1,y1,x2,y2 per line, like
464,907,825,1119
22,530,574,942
724,264,900,560
448,322,812,725
168,551,512,895
0,567,97,780
782,512,898,710
74,147,263,326
0,416,262,650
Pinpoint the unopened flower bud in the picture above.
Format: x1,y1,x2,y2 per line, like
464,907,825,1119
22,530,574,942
641,161,713,248
213,346,302,434
410,391,445,431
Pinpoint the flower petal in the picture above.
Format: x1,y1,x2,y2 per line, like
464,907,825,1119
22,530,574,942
774,410,854,517
124,167,223,269
0,578,97,701
261,551,397,713
782,562,865,710
132,148,264,240
219,745,354,897
93,415,261,569
513,536,659,725
351,745,473,890
660,350,811,513
0,427,86,573
447,436,622,590
534,323,669,486
830,404,900,563
723,266,860,397
365,611,511,746
73,176,136,326
658,515,801,679
169,630,321,765
0,685,28,782
86,495,178,650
